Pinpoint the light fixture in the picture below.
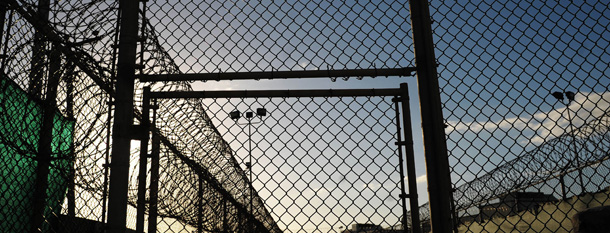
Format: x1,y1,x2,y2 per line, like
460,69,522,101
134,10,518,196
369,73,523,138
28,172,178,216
551,92,564,100
256,108,267,117
565,91,575,102
230,110,241,120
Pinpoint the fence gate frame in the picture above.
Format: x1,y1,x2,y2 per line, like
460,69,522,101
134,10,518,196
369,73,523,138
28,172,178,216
136,83,422,232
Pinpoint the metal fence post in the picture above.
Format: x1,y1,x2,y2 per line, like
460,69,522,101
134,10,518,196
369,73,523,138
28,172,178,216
0,3,10,74
29,1,53,229
107,0,139,232
408,0,454,232
136,87,151,233
28,0,50,98
148,98,160,233
31,41,61,233
0,2,5,54
398,83,422,233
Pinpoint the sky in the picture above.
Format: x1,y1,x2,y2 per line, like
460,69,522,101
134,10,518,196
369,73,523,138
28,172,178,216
137,0,610,232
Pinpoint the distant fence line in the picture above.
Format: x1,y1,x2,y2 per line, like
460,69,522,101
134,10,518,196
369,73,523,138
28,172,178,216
414,111,610,224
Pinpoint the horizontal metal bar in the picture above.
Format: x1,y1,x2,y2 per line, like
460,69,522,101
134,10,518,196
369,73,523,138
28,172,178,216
137,67,416,82
149,88,403,99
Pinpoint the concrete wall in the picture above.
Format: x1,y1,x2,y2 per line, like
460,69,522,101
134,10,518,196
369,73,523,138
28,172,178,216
457,188,610,233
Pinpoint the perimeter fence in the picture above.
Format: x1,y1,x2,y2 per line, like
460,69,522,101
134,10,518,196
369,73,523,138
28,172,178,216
1,0,119,232
428,0,610,232
1,0,426,233
3,0,609,232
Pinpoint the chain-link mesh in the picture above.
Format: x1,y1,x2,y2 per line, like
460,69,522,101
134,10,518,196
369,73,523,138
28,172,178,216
430,0,610,232
1,0,121,232
143,0,414,74
3,0,417,232
5,0,609,232
145,93,408,232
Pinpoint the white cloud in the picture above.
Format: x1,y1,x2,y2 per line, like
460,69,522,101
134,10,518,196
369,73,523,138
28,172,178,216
416,174,427,184
403,174,428,184
445,92,610,145
362,183,382,190
298,61,308,69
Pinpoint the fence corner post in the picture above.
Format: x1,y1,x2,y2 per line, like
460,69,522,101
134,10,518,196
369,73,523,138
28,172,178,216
408,0,454,232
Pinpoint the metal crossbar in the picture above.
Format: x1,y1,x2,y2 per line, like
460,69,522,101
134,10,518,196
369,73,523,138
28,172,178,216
137,67,416,82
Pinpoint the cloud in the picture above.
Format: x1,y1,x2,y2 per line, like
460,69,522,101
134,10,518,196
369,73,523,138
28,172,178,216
298,61,309,69
362,183,382,190
416,174,427,184
403,174,428,184
445,91,610,145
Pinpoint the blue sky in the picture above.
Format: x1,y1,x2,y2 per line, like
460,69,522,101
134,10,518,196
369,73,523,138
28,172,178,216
432,0,610,203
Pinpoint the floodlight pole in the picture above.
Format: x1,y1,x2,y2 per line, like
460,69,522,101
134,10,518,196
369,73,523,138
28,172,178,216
552,91,586,197
565,99,586,194
555,91,586,195
231,109,266,233
248,117,253,233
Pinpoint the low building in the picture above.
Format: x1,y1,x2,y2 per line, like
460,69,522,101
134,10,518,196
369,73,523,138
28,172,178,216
341,223,404,233
478,191,558,222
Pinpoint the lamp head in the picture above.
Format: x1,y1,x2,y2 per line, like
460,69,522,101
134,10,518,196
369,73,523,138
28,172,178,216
230,110,241,120
256,108,267,117
245,111,254,118
551,92,564,100
565,91,575,102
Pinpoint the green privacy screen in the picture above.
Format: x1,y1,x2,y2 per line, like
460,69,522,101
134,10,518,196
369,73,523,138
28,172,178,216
0,73,75,233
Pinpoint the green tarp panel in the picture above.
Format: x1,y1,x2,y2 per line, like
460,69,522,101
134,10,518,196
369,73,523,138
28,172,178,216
0,73,75,233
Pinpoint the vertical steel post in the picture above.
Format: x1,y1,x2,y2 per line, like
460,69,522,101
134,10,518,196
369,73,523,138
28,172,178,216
394,96,413,232
101,93,113,229
65,62,76,218
559,175,567,200
148,99,160,233
28,0,50,98
31,40,61,233
408,0,454,232
0,6,11,74
398,83,422,233
136,87,151,233
107,0,139,232
0,1,6,56
28,5,53,229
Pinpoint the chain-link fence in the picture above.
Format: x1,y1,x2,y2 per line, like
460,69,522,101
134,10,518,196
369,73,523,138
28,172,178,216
1,0,119,232
139,87,415,232
3,0,610,232
431,0,610,232
2,0,422,232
